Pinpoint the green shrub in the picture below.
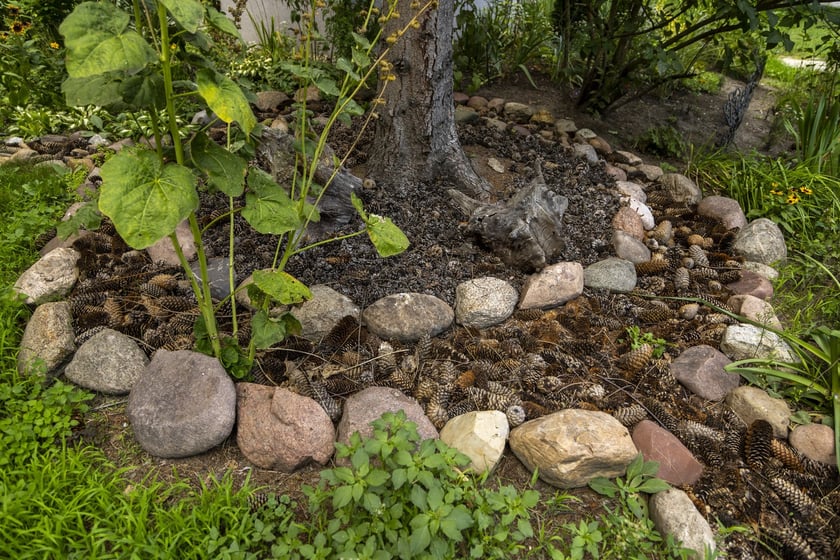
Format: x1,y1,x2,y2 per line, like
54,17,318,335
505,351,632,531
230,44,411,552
250,410,540,559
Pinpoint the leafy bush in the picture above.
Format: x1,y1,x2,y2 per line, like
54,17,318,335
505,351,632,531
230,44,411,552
786,94,840,177
250,410,540,559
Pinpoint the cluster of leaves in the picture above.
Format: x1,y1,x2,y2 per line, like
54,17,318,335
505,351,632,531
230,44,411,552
0,370,92,468
0,1,67,110
634,120,688,160
248,411,540,559
622,325,669,359
454,0,558,92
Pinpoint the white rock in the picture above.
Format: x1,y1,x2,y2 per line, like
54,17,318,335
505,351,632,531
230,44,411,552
719,323,798,363
440,410,509,473
615,180,647,202
628,198,655,230
13,247,79,305
519,262,584,310
455,277,518,328
650,488,716,559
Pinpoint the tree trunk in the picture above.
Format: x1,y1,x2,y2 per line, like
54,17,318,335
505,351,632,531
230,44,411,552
367,0,491,198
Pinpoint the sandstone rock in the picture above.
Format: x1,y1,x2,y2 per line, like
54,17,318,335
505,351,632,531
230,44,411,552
64,328,148,394
612,230,651,264
127,350,236,458
519,262,584,310
572,142,599,164
632,420,704,485
255,90,290,112
633,163,664,182
659,173,702,205
503,102,532,124
554,118,577,134
789,423,836,466
147,220,196,265
487,97,506,113
583,258,637,293
455,277,518,328
670,345,739,401
726,294,782,329
454,105,479,124
236,384,335,471
615,180,647,202
530,109,555,126
14,247,79,305
611,150,643,166
574,128,597,140
604,163,627,182
719,324,797,363
337,386,438,446
362,293,453,342
17,301,75,376
509,409,638,488
482,117,508,132
725,269,773,300
10,148,38,161
588,136,612,156
466,95,488,110
293,284,360,342
697,195,747,230
440,410,509,473
453,92,470,105
650,488,716,559
725,386,791,438
612,206,646,241
732,218,787,265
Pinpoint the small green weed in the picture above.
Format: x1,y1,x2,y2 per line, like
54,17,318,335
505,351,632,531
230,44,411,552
621,326,668,358
634,121,687,159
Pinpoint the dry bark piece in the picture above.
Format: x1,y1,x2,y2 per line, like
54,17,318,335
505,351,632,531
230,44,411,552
449,163,568,271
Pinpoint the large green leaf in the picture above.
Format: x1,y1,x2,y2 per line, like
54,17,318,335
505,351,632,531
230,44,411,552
250,310,300,349
99,150,198,249
120,73,166,109
60,2,156,78
252,269,312,305
241,169,302,235
205,6,243,42
366,214,410,257
196,68,256,135
190,134,246,196
62,74,123,107
159,0,204,34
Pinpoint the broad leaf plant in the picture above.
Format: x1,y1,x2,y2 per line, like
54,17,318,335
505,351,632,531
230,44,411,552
59,0,419,377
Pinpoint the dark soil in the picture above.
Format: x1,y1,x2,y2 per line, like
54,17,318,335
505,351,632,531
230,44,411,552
70,76,838,559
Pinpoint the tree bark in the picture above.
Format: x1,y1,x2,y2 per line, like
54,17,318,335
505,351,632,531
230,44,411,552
367,0,491,198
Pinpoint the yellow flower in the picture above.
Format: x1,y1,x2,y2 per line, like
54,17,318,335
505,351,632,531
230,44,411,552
787,193,800,205
770,189,784,196
11,20,26,35
49,41,59,49
799,186,813,195
771,181,779,188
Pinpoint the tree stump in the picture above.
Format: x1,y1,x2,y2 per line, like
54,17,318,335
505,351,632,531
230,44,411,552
449,163,568,272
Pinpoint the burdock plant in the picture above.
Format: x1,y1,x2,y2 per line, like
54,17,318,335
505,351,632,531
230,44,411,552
58,0,416,377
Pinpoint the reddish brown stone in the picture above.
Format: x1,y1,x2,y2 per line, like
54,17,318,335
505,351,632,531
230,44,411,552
726,270,773,300
632,420,704,485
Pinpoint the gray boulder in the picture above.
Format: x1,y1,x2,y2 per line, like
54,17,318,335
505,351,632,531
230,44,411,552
650,488,716,559
294,284,360,342
732,218,787,265
127,350,236,458
18,302,75,376
362,293,453,342
64,328,148,394
659,173,702,205
336,386,438,447
454,277,518,328
583,258,637,293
